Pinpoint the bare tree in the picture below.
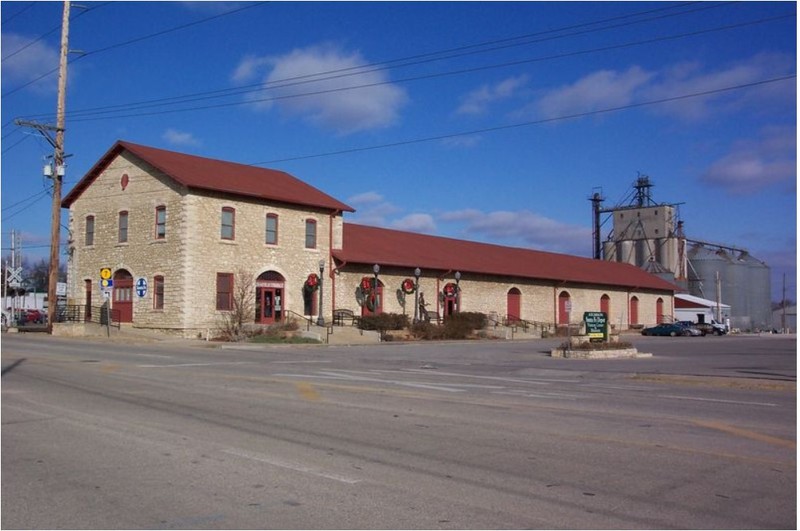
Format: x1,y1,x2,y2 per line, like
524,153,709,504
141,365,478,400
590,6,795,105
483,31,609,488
217,268,256,341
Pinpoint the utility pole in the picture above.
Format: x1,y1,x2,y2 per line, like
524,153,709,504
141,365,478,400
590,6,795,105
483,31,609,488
48,0,70,333
16,1,71,332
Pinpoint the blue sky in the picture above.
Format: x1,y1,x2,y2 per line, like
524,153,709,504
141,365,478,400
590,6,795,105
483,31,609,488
2,1,796,301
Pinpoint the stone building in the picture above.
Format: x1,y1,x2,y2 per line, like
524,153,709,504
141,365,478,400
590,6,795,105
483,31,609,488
62,141,677,338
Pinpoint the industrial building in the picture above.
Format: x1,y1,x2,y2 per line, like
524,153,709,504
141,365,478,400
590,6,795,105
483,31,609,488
593,176,771,331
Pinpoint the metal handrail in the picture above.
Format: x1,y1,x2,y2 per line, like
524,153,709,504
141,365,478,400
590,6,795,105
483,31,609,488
58,304,121,329
284,309,315,331
284,309,333,343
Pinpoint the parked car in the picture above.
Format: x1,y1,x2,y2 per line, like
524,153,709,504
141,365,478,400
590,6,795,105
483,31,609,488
676,321,704,336
641,323,690,337
694,320,728,336
20,309,45,324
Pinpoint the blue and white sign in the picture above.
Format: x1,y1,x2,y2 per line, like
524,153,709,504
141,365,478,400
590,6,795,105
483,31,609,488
100,278,113,289
135,277,148,298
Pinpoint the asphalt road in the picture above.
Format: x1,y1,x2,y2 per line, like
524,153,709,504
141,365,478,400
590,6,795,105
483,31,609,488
2,333,795,529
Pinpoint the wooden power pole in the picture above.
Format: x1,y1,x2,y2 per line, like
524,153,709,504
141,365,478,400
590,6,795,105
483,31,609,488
46,0,71,332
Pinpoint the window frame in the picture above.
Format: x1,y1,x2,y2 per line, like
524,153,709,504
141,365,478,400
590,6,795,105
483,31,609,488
153,275,165,310
265,213,279,245
85,215,95,246
216,272,234,311
118,210,129,243
221,207,236,240
155,206,166,240
304,218,317,249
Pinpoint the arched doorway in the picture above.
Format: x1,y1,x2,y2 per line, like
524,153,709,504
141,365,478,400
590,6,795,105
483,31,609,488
656,297,664,323
113,269,133,323
442,283,459,318
507,288,521,322
600,294,611,317
361,279,384,317
256,271,285,324
558,291,571,325
629,296,639,326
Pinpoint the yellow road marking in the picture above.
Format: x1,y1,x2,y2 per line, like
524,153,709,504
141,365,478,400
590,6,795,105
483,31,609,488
693,419,796,449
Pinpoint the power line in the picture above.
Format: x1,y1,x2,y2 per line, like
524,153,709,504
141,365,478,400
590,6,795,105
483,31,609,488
13,1,743,122
50,13,797,124
250,75,796,165
1,2,268,98
1,2,35,24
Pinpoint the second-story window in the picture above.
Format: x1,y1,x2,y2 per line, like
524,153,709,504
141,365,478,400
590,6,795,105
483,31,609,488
85,215,95,246
155,206,166,239
265,213,278,245
221,207,235,240
118,211,128,243
305,219,317,249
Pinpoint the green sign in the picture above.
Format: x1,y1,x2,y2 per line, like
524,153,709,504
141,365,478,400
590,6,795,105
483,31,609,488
583,311,608,341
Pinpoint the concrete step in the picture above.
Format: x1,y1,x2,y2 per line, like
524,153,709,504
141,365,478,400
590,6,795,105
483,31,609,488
302,324,381,345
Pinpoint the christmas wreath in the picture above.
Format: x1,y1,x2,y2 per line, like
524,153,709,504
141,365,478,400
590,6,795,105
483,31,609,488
401,278,415,295
360,277,373,291
305,273,319,291
443,282,458,298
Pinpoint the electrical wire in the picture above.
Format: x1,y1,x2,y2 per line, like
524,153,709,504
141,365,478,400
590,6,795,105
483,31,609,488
15,1,744,123
55,14,797,124
249,74,796,165
1,2,268,98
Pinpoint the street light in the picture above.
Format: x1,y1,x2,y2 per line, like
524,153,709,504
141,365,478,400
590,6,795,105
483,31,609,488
413,267,421,323
372,264,380,314
316,259,325,326
454,271,461,313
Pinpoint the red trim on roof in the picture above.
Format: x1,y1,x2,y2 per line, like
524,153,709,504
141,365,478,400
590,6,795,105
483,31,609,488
62,141,354,213
334,223,678,292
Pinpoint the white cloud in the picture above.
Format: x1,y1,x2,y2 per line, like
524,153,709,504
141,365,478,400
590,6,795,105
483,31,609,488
643,53,795,121
391,213,436,233
441,208,591,255
456,75,528,116
347,191,385,205
700,125,796,195
1,33,60,93
162,128,201,147
231,43,408,134
346,191,402,226
524,53,794,124
535,66,654,120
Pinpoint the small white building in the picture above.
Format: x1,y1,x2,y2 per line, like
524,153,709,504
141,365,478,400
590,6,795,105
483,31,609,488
674,293,730,324
771,305,796,333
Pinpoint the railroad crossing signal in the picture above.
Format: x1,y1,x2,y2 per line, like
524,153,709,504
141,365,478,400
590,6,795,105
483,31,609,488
7,267,23,287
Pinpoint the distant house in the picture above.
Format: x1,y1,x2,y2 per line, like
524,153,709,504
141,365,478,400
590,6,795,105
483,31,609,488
62,141,677,337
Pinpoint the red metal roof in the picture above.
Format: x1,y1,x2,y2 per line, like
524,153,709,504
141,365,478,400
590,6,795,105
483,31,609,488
335,223,678,292
62,141,354,212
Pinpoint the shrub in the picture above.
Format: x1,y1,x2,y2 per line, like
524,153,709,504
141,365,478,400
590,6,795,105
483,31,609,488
359,313,409,332
447,312,487,330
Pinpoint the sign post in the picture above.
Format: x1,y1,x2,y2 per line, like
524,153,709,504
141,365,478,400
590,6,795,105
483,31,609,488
583,311,609,342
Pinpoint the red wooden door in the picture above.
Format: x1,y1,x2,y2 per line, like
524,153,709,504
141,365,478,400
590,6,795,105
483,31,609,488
558,291,570,325
507,289,521,321
113,270,133,323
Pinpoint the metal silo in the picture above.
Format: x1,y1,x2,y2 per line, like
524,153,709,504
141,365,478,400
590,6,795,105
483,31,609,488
688,245,729,305
740,252,772,331
726,251,750,330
